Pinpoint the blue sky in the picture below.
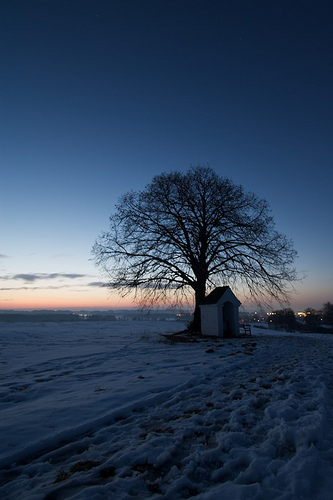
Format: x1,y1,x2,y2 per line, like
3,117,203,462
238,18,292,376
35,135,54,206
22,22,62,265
1,0,332,311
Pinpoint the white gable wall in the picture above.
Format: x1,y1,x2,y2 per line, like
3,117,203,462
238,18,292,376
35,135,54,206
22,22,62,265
200,304,223,337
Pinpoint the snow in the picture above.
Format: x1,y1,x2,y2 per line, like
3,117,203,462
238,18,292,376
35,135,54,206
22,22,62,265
1,321,333,499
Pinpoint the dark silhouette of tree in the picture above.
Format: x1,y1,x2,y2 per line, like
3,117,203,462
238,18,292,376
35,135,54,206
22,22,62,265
270,308,297,332
93,166,297,331
322,302,333,325
304,307,321,327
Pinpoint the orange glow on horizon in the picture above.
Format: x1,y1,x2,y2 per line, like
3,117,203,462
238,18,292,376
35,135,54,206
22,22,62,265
0,288,136,311
0,299,136,310
0,288,194,311
0,282,328,312
0,297,136,310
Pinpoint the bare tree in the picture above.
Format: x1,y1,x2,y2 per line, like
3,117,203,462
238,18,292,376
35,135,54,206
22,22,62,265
269,308,297,332
93,166,297,331
322,302,333,325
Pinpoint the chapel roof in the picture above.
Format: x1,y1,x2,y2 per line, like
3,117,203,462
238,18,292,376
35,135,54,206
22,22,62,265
203,286,230,304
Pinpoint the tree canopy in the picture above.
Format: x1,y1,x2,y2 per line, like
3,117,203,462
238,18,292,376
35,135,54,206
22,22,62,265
269,308,297,332
93,166,297,330
323,302,333,326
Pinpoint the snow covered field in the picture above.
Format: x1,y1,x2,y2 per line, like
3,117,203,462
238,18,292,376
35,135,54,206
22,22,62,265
1,320,333,499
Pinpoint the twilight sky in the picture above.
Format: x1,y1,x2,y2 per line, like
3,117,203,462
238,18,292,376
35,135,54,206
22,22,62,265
1,0,332,312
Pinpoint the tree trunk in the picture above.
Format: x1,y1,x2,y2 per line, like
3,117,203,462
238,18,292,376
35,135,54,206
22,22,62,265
188,282,206,332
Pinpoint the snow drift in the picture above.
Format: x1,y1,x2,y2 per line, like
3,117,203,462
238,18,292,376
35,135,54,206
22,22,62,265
1,321,333,499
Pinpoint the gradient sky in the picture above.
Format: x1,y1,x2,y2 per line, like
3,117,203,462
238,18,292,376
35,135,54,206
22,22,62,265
1,0,332,312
